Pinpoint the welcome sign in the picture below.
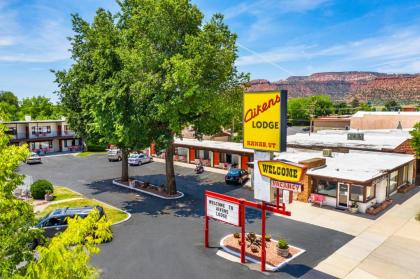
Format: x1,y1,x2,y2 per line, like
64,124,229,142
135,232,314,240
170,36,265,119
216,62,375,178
258,160,306,183
243,91,286,152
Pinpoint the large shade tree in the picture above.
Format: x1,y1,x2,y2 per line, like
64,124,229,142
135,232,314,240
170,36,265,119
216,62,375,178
56,0,247,191
55,8,150,181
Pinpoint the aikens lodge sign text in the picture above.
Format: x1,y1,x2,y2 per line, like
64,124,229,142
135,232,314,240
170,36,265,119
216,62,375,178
243,91,283,152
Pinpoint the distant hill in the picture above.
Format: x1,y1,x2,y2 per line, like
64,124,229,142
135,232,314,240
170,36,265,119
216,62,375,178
248,71,420,104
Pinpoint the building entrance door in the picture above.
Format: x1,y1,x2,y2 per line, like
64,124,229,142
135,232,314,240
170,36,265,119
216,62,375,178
337,183,349,208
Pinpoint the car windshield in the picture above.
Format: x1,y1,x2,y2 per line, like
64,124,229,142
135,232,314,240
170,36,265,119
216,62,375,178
129,154,139,158
228,169,241,176
30,152,37,156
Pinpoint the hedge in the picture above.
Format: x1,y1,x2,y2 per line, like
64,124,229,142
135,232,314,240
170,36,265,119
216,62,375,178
30,179,54,200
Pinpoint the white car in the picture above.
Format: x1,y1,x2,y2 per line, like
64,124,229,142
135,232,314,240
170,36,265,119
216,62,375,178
26,152,42,164
128,153,152,166
107,149,122,162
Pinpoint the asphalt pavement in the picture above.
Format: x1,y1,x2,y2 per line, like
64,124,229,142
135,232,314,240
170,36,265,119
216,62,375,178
19,154,352,279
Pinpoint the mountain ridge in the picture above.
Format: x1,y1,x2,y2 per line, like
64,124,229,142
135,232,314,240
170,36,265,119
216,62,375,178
248,71,420,103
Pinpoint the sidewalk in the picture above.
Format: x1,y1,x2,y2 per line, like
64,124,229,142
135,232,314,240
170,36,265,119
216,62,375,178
314,190,420,279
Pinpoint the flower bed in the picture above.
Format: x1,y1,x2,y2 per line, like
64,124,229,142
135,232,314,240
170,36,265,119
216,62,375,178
221,234,305,270
113,179,184,200
366,199,393,215
397,184,416,193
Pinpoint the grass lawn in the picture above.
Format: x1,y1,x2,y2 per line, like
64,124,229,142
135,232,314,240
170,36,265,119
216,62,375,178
76,151,106,157
53,186,82,201
36,198,128,225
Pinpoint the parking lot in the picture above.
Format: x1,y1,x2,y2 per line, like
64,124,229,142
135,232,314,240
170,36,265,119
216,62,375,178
19,154,352,279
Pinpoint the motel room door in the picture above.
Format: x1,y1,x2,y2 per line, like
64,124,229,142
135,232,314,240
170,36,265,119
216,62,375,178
337,183,349,208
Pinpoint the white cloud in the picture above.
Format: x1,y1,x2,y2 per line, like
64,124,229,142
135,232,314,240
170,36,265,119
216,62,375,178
237,25,420,74
0,2,71,63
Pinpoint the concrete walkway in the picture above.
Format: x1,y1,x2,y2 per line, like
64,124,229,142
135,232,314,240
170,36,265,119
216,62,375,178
314,190,420,279
275,201,373,236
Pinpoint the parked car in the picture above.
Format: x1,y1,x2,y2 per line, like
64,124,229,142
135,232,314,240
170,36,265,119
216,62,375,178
34,206,106,246
26,152,42,164
107,149,122,162
225,168,249,185
128,153,152,166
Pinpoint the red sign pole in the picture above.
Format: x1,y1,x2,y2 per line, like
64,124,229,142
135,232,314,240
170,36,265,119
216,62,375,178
240,200,245,263
261,201,266,272
204,195,209,248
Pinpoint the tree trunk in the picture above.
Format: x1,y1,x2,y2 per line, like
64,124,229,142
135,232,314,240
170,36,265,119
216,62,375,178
165,143,177,195
121,148,129,182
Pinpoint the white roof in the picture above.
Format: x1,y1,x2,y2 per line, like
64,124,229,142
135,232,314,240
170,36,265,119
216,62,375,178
274,149,414,182
175,137,414,182
174,138,252,153
352,111,420,117
288,129,411,150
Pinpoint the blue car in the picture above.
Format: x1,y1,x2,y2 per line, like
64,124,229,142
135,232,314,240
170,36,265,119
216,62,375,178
225,168,249,185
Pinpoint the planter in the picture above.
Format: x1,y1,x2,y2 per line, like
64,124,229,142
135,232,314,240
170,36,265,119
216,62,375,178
349,207,358,214
277,247,289,258
44,193,54,201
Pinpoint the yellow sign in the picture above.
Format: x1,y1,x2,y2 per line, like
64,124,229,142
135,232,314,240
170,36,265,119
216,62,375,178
243,91,281,152
258,160,306,183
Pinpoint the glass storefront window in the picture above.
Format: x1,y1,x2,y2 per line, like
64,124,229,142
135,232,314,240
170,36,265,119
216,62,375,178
350,185,364,202
316,180,337,197
389,170,398,194
366,184,374,201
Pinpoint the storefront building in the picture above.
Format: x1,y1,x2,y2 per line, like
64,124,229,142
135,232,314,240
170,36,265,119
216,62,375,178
170,138,253,170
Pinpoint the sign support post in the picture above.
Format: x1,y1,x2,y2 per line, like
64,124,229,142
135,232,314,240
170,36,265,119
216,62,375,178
204,195,209,248
261,201,266,272
240,200,245,263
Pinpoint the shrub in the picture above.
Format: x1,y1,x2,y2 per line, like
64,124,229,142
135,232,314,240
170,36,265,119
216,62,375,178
86,143,106,152
277,239,289,249
30,179,54,200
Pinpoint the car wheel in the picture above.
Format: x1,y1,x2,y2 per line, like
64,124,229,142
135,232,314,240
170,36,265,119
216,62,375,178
118,156,122,161
108,159,112,162
138,161,142,166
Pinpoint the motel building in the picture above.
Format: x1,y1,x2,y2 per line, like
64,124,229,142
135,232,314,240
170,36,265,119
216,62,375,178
164,137,416,213
1,116,83,154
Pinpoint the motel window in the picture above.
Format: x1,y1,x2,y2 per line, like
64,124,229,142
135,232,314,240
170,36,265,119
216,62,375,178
350,185,364,202
32,127,36,134
366,184,374,201
195,149,209,160
316,180,337,197
220,153,232,164
47,126,51,133
64,140,68,147
389,170,398,194
49,141,53,149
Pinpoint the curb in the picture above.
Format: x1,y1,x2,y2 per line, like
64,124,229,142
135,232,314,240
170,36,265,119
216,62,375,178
112,180,184,200
219,234,306,271
90,198,132,226
46,186,132,226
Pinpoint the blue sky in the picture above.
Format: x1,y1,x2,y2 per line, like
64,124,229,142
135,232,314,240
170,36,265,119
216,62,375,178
0,0,419,101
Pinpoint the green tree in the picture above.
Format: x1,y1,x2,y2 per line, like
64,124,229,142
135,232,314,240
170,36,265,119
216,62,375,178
309,95,334,117
120,0,247,194
351,98,360,108
23,210,112,279
0,91,19,120
333,102,351,115
18,96,61,120
0,125,38,278
358,102,375,111
383,100,401,112
55,8,150,182
410,122,420,157
288,97,310,125
55,0,247,193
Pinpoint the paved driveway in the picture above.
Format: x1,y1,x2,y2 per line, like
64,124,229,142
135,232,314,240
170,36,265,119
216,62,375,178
19,154,352,279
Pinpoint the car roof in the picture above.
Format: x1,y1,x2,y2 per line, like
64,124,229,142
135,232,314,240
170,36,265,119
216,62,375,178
49,206,102,217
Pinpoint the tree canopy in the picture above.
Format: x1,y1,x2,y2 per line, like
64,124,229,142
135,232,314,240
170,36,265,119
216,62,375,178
55,0,247,192
410,122,420,157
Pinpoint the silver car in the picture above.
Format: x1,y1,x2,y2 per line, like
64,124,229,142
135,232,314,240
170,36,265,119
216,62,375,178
26,152,42,164
107,149,122,162
128,153,152,166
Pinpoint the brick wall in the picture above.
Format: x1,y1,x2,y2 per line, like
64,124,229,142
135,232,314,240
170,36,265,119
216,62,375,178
392,139,416,155
296,157,326,202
